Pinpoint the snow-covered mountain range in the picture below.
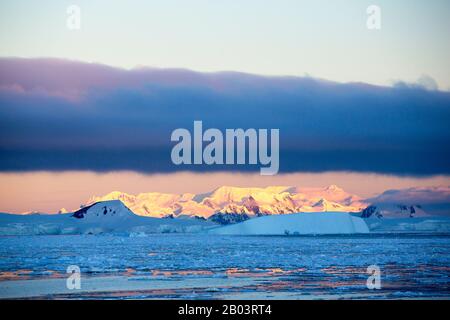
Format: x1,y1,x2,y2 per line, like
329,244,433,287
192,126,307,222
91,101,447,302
85,185,367,219
1,185,449,235
80,185,450,223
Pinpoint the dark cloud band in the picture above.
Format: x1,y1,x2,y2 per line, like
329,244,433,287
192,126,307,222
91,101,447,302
1,58,449,175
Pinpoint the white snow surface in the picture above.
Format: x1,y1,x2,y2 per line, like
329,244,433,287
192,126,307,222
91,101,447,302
208,212,370,235
0,200,213,236
365,217,450,233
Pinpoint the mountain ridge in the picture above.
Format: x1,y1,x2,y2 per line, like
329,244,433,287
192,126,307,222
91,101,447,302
82,185,450,220
85,185,367,219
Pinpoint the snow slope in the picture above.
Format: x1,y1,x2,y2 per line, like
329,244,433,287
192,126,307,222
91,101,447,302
0,200,213,236
361,203,429,219
207,212,369,235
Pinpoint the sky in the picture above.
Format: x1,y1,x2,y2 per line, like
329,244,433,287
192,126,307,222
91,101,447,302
0,0,449,88
1,171,450,214
0,1,449,213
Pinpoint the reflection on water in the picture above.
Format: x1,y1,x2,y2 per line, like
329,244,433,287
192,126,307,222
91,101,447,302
0,270,33,281
0,269,65,281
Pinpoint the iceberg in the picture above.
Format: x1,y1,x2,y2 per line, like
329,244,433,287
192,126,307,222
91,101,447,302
207,212,369,235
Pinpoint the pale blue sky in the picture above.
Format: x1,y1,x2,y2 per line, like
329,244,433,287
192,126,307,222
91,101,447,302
1,0,449,88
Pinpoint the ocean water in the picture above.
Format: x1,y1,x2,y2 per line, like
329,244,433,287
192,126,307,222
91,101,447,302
0,234,449,299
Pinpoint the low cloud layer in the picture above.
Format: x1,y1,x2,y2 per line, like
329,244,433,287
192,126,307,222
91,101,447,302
369,186,450,204
1,58,450,175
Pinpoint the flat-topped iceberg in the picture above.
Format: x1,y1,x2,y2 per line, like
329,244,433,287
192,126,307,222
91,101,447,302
208,212,369,235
